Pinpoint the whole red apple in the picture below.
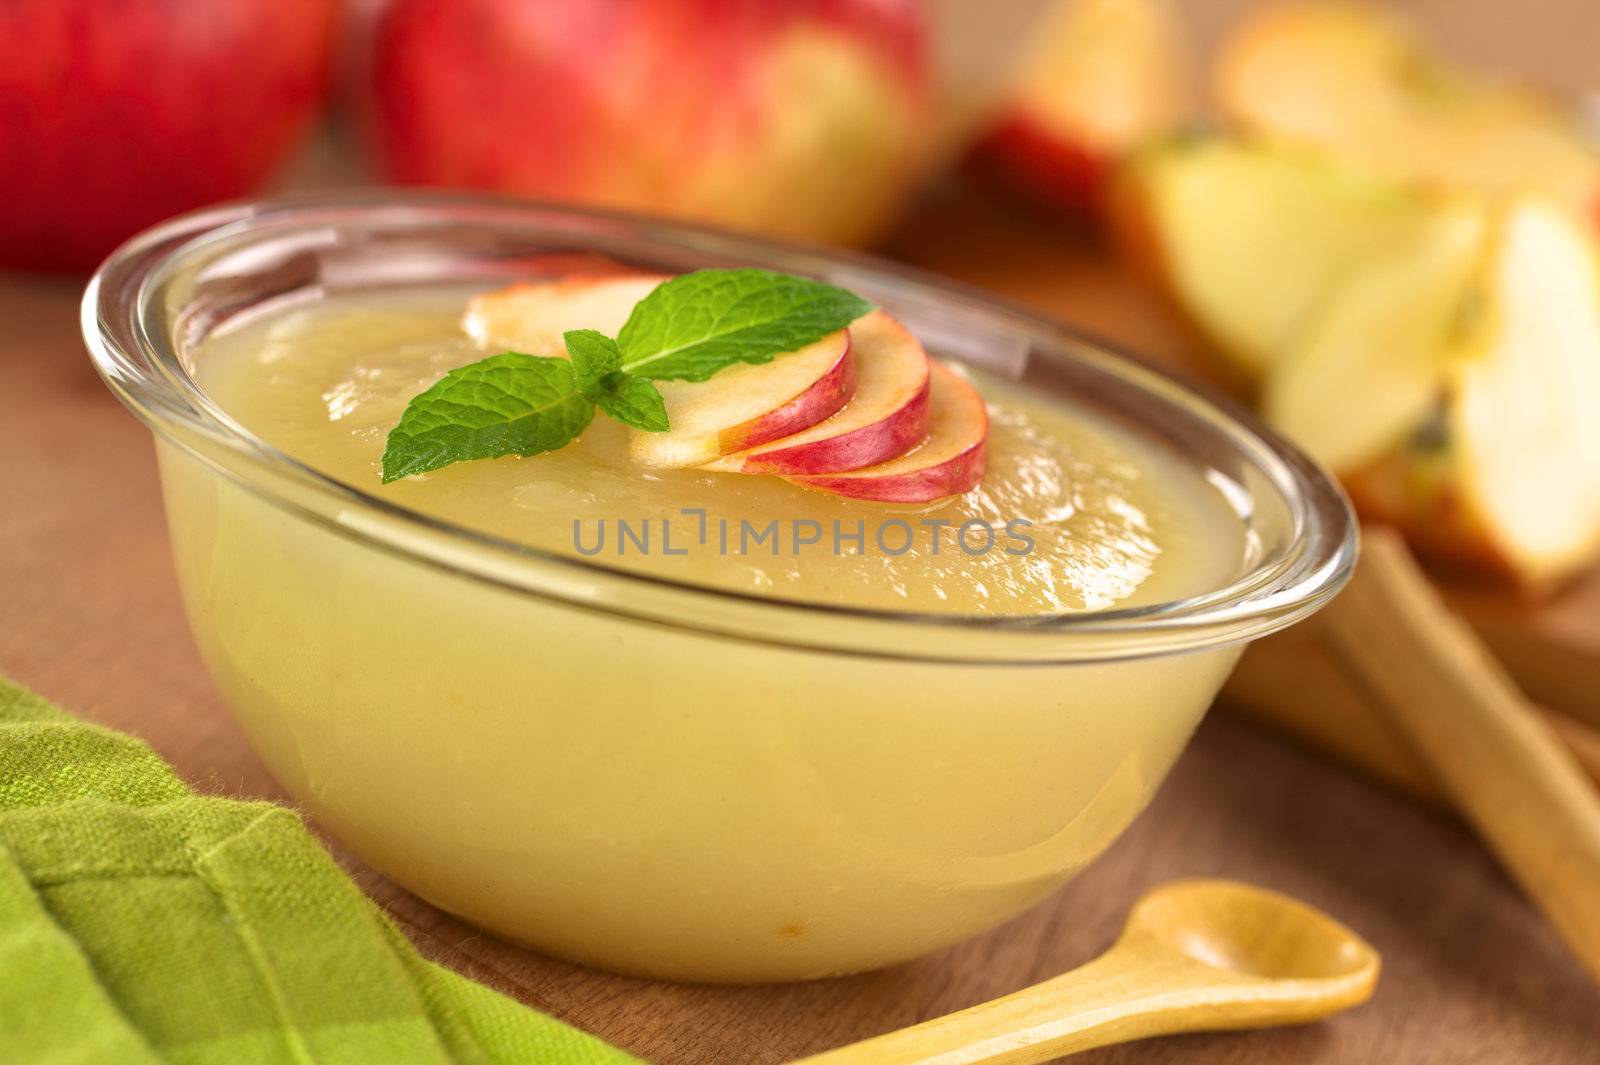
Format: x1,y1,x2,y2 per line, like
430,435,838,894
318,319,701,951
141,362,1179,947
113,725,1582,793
0,0,338,272
366,0,932,247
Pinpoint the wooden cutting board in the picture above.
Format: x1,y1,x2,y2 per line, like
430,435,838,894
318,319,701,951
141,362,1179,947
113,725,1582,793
3,207,1598,1062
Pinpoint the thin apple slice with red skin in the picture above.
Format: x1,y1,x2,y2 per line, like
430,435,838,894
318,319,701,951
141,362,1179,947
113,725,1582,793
702,310,930,475
630,331,855,467
788,360,988,503
464,273,862,467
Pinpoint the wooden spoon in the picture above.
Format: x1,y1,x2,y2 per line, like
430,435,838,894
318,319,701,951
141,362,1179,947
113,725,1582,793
791,879,1378,1065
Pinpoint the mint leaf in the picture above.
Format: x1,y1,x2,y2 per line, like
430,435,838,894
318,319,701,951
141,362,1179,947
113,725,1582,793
566,329,669,431
617,269,872,382
380,353,593,482
595,374,670,432
564,328,621,401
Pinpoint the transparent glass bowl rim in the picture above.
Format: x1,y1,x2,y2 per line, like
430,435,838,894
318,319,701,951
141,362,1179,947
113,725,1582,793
83,191,1357,665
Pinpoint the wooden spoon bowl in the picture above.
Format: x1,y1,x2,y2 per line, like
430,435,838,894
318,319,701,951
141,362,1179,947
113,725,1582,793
794,879,1379,1065
1130,879,1378,984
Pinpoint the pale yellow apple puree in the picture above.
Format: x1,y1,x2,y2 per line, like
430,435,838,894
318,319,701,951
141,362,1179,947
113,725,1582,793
159,290,1249,980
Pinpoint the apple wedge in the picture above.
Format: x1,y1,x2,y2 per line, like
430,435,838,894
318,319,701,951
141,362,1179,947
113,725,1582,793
788,360,988,503
1111,136,1423,378
973,0,1188,216
701,310,930,476
1265,197,1489,472
1267,197,1600,584
1217,2,1600,223
464,275,861,467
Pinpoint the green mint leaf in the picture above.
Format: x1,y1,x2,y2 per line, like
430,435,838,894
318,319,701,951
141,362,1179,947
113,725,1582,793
595,373,670,432
616,268,872,382
380,353,593,482
564,328,622,401
567,329,670,431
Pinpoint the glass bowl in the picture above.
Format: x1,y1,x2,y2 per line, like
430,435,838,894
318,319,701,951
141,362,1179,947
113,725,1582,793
84,192,1355,983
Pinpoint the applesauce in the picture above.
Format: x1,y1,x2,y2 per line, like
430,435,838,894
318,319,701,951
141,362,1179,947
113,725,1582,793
194,291,1245,614
89,196,1354,982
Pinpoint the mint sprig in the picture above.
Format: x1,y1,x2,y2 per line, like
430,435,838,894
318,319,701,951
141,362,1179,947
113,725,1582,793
565,328,670,433
380,269,872,483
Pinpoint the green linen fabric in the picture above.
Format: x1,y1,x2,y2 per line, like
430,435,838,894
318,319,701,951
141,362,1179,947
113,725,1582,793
0,677,643,1065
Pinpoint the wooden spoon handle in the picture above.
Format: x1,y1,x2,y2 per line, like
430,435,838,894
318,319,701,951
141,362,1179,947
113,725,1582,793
1318,527,1600,983
788,942,1233,1065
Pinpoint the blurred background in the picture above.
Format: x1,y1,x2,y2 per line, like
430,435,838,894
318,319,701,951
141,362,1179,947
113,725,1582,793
4,0,1600,591
6,1,1596,263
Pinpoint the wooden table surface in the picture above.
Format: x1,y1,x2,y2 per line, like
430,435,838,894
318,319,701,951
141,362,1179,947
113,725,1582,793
5,189,1599,1062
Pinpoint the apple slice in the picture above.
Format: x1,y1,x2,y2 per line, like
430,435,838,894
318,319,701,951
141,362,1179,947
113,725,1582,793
464,274,663,354
1267,198,1600,584
1111,136,1422,378
702,310,930,475
628,332,855,467
1401,200,1600,583
788,360,988,503
1265,197,1489,472
1217,3,1600,223
464,274,861,467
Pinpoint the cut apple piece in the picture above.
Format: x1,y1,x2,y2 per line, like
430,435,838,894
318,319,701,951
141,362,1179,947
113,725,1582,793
628,331,855,467
464,274,663,355
1217,2,1600,222
1111,137,1422,377
701,310,930,476
788,360,988,503
1269,198,1600,584
973,0,1189,216
1265,197,1488,472
1443,202,1600,581
465,274,863,467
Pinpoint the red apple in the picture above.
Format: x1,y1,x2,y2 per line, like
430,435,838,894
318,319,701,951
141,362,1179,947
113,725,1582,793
702,310,930,476
971,0,1188,218
789,359,987,502
0,0,338,272
365,0,932,247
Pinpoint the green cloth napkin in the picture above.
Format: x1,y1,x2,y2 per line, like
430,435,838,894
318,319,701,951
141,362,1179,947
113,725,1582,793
0,677,643,1065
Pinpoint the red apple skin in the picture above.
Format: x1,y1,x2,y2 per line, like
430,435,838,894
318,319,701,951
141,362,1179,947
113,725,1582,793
968,0,1187,222
738,378,928,475
0,0,338,273
794,441,985,503
366,0,931,247
631,330,858,468
970,111,1112,218
716,338,857,454
791,361,988,503
708,311,931,475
